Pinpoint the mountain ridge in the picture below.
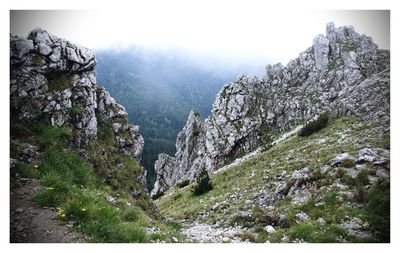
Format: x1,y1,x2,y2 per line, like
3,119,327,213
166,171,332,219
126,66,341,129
151,22,390,198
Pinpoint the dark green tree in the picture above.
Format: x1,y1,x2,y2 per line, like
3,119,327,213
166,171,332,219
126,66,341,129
192,167,213,196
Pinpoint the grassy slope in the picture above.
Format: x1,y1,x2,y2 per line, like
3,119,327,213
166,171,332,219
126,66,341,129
10,120,181,243
156,116,390,242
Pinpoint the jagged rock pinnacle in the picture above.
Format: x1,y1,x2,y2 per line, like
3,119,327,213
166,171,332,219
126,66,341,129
151,22,390,197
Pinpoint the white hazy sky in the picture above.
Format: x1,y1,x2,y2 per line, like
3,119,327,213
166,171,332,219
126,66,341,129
10,7,389,68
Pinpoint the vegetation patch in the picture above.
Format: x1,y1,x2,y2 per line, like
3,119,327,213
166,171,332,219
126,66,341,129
356,170,370,186
192,167,213,196
11,122,179,242
95,113,114,143
298,113,329,137
70,106,82,117
46,72,74,92
176,179,190,188
366,178,390,242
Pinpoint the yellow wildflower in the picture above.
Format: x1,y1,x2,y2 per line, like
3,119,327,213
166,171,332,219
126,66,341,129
57,209,65,218
81,208,87,212
34,165,39,169
46,187,54,191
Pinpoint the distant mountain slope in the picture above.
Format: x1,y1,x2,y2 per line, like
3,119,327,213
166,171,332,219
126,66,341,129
96,48,244,188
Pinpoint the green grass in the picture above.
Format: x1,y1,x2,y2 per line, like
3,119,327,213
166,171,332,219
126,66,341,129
156,116,390,242
356,170,370,186
70,106,82,117
46,73,74,91
288,222,349,242
12,162,39,179
96,113,114,144
11,122,180,242
121,207,140,222
366,179,390,242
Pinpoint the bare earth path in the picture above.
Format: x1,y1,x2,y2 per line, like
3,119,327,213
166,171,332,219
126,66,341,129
10,178,87,243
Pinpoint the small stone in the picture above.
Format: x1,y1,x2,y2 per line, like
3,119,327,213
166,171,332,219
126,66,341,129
172,236,178,242
17,225,24,232
295,211,310,223
331,153,356,167
317,217,326,226
222,236,231,243
211,203,220,211
264,225,276,234
16,208,24,213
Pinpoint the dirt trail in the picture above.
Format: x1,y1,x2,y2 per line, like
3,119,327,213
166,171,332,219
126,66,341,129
10,178,87,243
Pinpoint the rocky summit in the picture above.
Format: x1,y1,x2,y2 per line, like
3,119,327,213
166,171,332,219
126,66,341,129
151,22,390,198
10,28,144,156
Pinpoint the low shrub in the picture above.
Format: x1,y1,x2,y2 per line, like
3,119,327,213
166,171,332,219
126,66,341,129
356,170,370,186
121,207,140,222
192,167,213,196
298,113,329,137
110,224,147,243
238,231,256,242
353,186,366,203
176,179,190,188
288,222,318,242
366,179,390,242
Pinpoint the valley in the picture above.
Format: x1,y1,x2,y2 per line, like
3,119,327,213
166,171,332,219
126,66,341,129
9,21,390,243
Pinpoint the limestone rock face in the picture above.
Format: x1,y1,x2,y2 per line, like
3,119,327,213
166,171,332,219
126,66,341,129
313,34,330,71
151,111,205,197
10,26,144,168
10,29,144,158
152,22,390,196
150,154,177,197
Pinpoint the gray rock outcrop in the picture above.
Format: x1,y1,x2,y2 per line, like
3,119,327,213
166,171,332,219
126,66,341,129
151,22,390,197
10,28,144,158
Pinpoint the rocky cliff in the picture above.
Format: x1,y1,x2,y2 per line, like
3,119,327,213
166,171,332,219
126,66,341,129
151,22,390,197
10,29,149,197
10,28,144,157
